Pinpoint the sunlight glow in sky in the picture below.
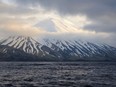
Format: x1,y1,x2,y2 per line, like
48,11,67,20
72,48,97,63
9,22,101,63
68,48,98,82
0,0,116,47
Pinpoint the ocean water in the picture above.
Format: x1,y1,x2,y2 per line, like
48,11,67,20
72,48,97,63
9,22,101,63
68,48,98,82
0,62,116,87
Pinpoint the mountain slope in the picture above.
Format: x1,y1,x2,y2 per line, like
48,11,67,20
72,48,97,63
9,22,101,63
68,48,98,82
35,18,82,33
0,36,116,61
0,36,63,61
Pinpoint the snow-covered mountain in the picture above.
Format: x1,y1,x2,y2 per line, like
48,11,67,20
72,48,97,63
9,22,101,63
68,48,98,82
35,18,83,33
0,36,116,61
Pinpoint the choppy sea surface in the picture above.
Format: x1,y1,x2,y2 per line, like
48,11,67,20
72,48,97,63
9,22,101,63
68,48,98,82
0,62,116,87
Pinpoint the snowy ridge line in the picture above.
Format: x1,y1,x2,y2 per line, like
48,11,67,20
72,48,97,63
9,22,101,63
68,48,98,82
0,36,116,59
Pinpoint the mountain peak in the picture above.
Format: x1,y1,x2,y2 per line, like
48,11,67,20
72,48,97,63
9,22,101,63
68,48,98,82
1,36,42,54
35,18,57,32
35,17,82,33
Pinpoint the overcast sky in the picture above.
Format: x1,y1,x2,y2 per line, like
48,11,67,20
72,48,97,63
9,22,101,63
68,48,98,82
0,0,116,47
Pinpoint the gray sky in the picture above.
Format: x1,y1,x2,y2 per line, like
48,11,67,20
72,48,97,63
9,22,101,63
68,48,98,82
0,0,116,47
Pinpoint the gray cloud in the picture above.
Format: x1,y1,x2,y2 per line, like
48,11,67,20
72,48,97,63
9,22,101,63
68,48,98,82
0,0,116,47
0,0,41,16
14,0,116,33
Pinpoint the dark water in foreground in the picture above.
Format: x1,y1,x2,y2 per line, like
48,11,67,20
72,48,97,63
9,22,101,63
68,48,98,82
0,62,116,87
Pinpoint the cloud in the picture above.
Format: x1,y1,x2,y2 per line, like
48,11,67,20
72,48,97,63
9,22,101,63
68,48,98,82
0,20,46,37
0,0,44,16
34,17,116,47
14,0,116,33
0,0,116,47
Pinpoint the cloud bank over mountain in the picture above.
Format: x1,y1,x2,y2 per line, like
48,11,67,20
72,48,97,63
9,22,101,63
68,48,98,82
0,0,116,47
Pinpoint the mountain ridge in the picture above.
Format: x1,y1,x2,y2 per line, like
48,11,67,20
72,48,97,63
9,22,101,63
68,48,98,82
0,36,116,61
